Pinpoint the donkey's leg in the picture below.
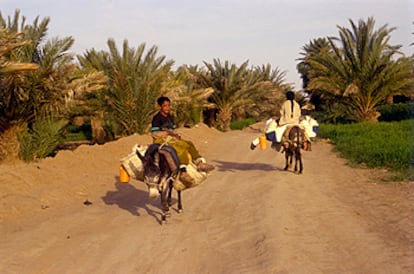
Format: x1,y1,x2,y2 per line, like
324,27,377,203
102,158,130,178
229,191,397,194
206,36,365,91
295,147,300,172
284,150,290,170
293,147,302,174
160,189,171,223
167,180,173,207
298,150,303,174
161,201,170,223
294,155,298,172
177,190,183,213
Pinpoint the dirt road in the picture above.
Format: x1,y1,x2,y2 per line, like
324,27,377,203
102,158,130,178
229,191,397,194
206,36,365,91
0,124,413,273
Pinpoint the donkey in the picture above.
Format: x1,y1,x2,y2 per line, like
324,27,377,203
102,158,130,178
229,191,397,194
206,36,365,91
282,125,305,174
136,143,182,224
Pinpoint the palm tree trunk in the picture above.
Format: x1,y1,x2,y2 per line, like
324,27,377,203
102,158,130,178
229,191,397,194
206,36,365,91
0,125,21,163
217,105,232,131
358,109,381,122
386,95,393,105
91,112,106,144
234,106,246,121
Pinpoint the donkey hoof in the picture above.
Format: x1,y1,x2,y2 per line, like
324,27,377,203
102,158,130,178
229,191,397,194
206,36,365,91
178,208,183,214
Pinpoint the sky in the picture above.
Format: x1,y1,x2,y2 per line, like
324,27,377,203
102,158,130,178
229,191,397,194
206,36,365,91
1,0,413,90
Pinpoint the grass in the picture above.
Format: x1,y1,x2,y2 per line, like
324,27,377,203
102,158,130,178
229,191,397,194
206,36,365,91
62,123,93,142
230,118,256,130
318,119,414,181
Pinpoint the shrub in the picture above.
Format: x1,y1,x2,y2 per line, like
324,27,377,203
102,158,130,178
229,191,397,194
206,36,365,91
230,118,256,130
63,123,93,142
377,103,414,122
18,119,68,161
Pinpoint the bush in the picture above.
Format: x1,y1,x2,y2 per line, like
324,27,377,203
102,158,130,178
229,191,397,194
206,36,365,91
63,123,93,142
18,119,68,161
377,103,414,122
230,118,256,130
319,120,414,181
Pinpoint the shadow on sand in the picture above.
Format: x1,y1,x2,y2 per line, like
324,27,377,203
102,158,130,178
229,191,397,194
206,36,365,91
101,177,176,224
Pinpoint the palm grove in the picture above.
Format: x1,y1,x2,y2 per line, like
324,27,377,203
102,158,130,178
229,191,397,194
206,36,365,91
1,10,413,162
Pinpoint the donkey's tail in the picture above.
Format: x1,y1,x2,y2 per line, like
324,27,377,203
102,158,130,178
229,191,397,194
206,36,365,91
293,126,302,149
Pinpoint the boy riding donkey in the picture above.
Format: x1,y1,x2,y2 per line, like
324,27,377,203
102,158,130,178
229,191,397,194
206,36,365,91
151,96,215,185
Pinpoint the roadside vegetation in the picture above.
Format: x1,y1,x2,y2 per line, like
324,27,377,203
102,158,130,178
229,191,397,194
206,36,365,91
0,10,413,181
230,118,257,130
319,120,414,181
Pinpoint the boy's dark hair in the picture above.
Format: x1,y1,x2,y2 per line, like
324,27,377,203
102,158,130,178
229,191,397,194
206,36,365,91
157,96,171,106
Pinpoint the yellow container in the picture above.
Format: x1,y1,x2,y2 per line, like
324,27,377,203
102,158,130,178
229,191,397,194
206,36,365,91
259,135,267,150
119,165,130,183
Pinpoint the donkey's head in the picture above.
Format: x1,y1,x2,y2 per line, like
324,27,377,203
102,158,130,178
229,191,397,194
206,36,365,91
136,149,162,199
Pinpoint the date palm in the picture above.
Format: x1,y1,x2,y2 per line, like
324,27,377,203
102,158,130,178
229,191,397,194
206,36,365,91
200,59,289,130
199,59,254,131
248,64,290,120
164,65,214,126
0,29,38,132
78,39,173,135
0,30,38,74
297,37,330,89
1,10,107,124
0,10,107,161
306,17,414,122
297,37,331,111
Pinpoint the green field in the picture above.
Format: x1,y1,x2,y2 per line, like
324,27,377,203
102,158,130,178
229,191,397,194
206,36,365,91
318,120,414,181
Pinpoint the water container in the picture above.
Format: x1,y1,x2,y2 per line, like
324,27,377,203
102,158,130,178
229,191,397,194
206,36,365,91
259,135,267,150
119,165,130,183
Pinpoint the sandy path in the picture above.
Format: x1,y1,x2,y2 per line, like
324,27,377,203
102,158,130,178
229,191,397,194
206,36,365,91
0,125,413,273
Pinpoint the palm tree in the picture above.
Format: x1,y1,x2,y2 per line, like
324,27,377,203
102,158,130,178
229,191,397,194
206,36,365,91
197,59,290,130
254,63,287,86
0,30,38,74
1,10,107,124
0,10,107,160
0,29,39,132
78,39,173,135
306,17,414,122
296,37,331,110
164,65,214,127
247,64,290,120
199,59,255,131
